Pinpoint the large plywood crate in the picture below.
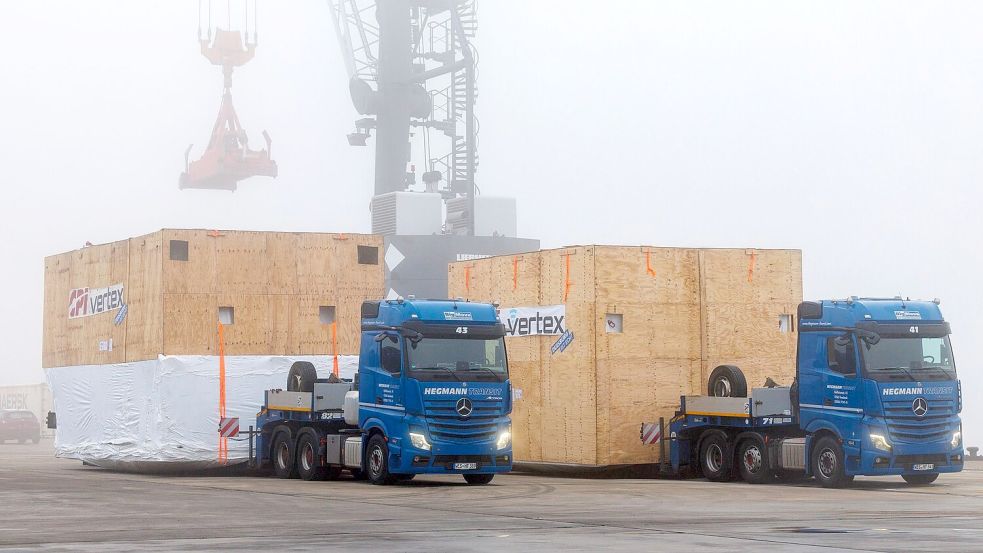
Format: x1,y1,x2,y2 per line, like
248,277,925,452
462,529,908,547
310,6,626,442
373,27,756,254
43,229,384,368
449,246,802,467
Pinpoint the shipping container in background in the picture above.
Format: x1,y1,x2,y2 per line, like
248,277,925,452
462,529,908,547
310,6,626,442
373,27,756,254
0,384,53,438
449,246,802,467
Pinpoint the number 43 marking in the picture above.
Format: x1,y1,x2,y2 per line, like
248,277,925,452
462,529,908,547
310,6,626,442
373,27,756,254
456,326,469,334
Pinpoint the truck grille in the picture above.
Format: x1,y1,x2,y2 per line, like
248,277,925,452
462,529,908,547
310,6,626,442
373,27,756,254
882,398,955,443
424,399,502,443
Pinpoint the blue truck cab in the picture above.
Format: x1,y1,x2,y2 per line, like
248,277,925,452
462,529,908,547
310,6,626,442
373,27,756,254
795,297,962,484
666,297,963,488
253,298,513,486
358,298,513,484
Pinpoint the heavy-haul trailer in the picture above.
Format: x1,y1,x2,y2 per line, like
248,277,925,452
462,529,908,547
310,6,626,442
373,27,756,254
251,298,514,485
665,297,964,487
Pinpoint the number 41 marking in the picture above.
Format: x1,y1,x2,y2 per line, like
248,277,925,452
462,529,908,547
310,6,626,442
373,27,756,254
910,326,919,334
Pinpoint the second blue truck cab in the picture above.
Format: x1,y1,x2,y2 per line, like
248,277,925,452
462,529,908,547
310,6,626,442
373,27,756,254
668,297,963,487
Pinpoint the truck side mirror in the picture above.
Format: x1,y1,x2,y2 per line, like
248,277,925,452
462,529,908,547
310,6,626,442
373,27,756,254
46,411,57,430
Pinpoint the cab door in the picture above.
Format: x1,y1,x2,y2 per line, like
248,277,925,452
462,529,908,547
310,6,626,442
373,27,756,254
358,332,404,411
797,332,863,430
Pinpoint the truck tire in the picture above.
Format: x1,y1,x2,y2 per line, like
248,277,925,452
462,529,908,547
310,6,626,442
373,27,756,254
287,361,318,392
737,437,774,484
902,473,939,486
464,474,495,485
297,433,328,481
272,433,299,479
699,432,732,482
812,436,852,488
708,365,748,397
366,434,396,485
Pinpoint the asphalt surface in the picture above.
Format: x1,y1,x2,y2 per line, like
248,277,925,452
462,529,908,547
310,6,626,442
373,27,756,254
1,440,982,552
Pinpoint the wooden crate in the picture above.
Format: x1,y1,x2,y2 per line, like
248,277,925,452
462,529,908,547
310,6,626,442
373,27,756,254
42,229,384,368
449,245,801,466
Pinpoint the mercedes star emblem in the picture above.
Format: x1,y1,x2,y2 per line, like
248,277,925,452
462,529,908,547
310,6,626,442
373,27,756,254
456,397,473,417
912,397,928,417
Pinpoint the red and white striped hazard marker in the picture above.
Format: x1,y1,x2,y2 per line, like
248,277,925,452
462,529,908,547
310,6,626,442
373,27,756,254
219,417,239,438
640,422,662,445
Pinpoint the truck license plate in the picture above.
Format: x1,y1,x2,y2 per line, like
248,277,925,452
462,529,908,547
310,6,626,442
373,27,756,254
912,463,934,471
454,462,478,470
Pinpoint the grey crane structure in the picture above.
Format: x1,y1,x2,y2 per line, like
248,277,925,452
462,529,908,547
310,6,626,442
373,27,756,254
330,0,479,236
328,0,538,299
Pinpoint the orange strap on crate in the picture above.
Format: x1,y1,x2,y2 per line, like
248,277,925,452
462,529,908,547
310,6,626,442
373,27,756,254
645,251,656,277
331,321,339,377
218,322,227,464
563,254,572,302
465,266,471,293
747,250,757,283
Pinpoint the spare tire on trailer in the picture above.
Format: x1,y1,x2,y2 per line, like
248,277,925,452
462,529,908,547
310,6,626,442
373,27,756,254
287,361,318,392
708,365,747,398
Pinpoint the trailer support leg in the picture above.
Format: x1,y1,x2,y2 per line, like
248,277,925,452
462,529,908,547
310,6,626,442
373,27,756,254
248,425,254,468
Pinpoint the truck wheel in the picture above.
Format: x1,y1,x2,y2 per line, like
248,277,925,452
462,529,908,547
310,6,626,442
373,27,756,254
708,365,748,397
812,436,851,488
737,438,774,484
366,434,396,485
699,433,732,482
287,361,318,392
902,473,939,486
296,434,327,481
272,433,298,479
464,474,495,485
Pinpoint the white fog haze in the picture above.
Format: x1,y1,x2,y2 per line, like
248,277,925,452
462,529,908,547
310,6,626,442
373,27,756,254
1,0,980,453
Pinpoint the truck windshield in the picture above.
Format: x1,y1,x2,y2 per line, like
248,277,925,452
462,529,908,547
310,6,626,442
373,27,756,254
862,336,957,382
407,337,508,382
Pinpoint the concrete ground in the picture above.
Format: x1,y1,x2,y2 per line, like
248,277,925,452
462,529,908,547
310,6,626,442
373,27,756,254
1,440,981,552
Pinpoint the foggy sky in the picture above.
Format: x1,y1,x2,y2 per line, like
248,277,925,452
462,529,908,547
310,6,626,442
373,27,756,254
1,1,980,446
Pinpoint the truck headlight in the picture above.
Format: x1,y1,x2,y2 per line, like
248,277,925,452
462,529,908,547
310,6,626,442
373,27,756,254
496,428,511,450
952,430,962,449
869,433,891,452
409,432,431,451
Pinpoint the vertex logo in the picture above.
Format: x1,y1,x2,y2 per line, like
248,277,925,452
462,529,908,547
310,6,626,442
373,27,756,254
504,309,564,336
424,387,468,395
68,288,89,318
67,283,124,319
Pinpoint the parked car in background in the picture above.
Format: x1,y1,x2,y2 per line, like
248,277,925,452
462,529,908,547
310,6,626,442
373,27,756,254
0,410,41,444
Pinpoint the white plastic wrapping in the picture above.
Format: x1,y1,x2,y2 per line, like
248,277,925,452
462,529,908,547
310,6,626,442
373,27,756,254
45,355,358,470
